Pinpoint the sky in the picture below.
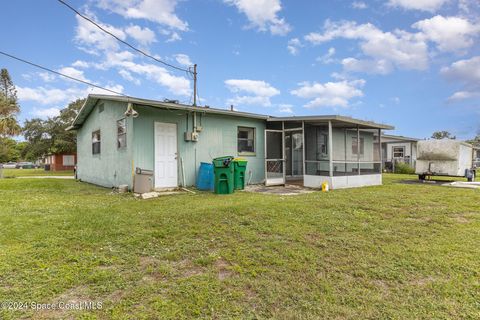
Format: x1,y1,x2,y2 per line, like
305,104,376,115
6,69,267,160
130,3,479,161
0,0,479,139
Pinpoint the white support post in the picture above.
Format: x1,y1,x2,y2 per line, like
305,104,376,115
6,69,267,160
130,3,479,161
302,121,306,177
328,121,333,177
357,126,360,175
378,128,382,172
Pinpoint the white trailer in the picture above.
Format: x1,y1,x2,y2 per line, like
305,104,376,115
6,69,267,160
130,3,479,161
415,140,476,181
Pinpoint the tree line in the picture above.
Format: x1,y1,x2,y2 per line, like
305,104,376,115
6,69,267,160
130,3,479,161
0,68,83,163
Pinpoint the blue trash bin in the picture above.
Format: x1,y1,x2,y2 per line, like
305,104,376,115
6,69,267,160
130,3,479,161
196,162,214,190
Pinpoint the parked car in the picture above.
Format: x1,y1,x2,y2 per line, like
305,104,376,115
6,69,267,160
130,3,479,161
3,162,17,169
16,162,36,169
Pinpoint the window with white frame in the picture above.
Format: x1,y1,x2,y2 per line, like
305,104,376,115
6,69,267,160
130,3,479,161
238,127,255,154
63,155,75,166
117,118,127,149
393,146,405,158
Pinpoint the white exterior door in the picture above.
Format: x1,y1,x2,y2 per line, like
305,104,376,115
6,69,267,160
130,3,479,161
154,122,178,188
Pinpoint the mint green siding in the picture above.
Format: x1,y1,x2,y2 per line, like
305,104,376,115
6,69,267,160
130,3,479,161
77,100,266,189
132,104,266,186
76,101,134,188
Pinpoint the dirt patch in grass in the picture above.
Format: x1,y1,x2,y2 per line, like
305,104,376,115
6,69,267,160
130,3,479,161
215,258,234,280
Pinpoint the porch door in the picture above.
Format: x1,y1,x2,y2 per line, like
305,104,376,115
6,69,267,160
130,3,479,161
265,129,285,186
154,122,178,188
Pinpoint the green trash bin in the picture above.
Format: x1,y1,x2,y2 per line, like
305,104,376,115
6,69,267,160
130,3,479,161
213,156,234,194
233,158,248,190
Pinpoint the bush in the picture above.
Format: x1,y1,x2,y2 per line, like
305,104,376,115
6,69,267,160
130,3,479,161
394,162,415,174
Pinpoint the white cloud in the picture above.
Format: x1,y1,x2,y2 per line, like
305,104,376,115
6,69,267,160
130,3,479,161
287,38,302,55
104,51,191,96
174,54,193,67
58,67,90,82
441,56,480,101
74,13,127,52
71,60,91,68
38,72,56,82
278,104,293,113
441,56,480,84
413,15,479,53
225,0,291,35
33,107,61,119
291,79,365,108
73,12,191,97
341,58,394,75
125,24,157,45
387,0,450,12
305,20,429,74
317,47,336,64
98,0,188,31
352,1,367,9
17,84,124,106
225,79,280,106
118,69,141,85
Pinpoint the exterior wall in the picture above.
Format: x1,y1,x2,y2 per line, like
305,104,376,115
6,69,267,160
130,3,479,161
49,154,76,171
76,101,134,188
304,174,382,189
132,104,266,187
383,142,416,161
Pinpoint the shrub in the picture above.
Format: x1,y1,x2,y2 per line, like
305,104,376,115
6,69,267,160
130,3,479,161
394,162,415,174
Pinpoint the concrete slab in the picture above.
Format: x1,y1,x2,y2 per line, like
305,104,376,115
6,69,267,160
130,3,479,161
442,181,480,189
244,184,316,196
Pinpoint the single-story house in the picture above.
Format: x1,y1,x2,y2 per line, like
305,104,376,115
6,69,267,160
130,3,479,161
67,94,393,191
43,153,77,171
381,134,419,171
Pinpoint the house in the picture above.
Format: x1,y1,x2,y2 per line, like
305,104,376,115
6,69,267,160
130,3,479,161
381,134,419,171
68,94,393,191
43,153,77,171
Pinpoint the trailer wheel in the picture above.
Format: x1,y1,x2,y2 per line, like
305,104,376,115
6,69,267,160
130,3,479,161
467,172,475,182
418,174,426,181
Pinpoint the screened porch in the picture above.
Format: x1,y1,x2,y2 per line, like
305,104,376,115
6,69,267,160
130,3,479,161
265,116,393,189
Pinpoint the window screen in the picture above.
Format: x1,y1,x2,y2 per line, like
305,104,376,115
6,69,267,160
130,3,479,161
393,146,405,158
117,118,127,149
352,136,364,156
92,130,101,155
238,127,255,153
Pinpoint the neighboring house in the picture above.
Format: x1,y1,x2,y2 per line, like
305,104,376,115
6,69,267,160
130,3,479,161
68,94,393,191
381,134,419,171
44,153,77,171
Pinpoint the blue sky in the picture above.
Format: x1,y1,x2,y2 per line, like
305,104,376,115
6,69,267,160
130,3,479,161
1,0,479,139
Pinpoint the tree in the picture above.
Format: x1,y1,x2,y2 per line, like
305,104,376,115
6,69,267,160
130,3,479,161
22,99,84,160
431,131,456,140
0,68,21,137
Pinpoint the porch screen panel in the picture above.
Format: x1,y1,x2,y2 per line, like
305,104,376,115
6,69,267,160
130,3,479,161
266,131,284,184
304,124,329,176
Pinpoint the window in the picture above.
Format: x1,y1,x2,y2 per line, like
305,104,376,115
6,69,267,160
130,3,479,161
393,146,405,158
92,130,101,155
352,137,364,156
316,129,328,159
238,127,255,154
63,155,75,166
98,103,104,113
117,118,127,149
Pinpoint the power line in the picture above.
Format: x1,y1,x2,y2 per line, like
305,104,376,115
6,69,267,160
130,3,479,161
56,0,191,74
0,50,128,97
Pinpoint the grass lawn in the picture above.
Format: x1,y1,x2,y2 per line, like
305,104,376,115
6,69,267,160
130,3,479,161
0,174,479,319
0,168,74,178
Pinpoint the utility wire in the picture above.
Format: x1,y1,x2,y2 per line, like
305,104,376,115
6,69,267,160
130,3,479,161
56,0,192,74
0,50,128,97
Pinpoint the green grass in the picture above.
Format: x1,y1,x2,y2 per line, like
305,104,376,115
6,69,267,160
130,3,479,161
0,174,479,319
0,168,74,177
